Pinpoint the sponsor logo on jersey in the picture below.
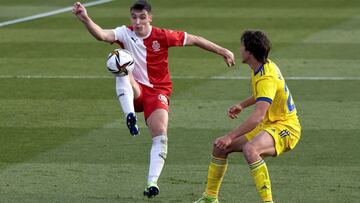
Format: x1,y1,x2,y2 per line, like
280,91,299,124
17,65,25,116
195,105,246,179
152,40,161,52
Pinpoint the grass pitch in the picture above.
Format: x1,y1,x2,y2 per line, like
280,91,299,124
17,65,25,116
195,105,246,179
0,0,359,202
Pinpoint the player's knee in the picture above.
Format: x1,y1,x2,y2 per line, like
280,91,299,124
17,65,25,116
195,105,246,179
149,122,167,136
213,143,230,157
151,128,167,137
147,114,168,136
243,142,258,158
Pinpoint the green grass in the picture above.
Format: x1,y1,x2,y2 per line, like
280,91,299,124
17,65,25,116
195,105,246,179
1,0,360,202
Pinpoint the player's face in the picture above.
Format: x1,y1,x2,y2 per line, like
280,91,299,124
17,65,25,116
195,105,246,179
240,42,250,63
130,9,152,37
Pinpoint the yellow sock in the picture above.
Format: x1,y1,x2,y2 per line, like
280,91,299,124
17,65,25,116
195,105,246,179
249,159,273,202
205,156,228,196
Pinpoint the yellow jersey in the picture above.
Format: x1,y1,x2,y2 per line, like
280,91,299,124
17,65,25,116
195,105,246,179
251,59,299,124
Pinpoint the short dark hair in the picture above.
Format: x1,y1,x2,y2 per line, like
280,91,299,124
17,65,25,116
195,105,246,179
241,30,271,64
130,0,152,13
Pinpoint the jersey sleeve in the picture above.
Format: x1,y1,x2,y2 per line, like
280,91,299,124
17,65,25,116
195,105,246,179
112,25,127,42
164,29,187,47
255,75,277,104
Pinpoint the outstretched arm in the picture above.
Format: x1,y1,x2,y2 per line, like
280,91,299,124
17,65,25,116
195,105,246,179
228,96,256,119
186,34,235,67
72,2,115,42
215,101,270,150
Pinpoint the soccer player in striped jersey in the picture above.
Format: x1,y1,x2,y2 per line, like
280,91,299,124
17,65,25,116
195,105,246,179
194,30,301,203
73,0,235,198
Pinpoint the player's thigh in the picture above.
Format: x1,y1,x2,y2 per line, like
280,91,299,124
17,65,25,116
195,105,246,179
219,124,263,154
227,135,249,152
142,87,170,118
146,108,168,137
141,87,170,136
129,74,141,99
225,123,264,153
133,83,144,112
213,135,248,158
247,130,276,157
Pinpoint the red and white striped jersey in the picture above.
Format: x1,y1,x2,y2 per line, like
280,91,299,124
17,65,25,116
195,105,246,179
113,25,187,95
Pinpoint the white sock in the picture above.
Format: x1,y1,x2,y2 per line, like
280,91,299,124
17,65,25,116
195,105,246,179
148,135,168,185
115,75,134,116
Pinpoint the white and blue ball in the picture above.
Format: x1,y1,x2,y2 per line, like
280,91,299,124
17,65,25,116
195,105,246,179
106,49,135,76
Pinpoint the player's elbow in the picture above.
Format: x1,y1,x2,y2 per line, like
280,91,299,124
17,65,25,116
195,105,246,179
94,35,105,41
96,35,113,43
252,117,263,126
92,30,114,43
186,34,203,46
250,113,265,126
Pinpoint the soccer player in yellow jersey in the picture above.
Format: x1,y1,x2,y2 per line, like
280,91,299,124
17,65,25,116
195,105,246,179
194,30,301,203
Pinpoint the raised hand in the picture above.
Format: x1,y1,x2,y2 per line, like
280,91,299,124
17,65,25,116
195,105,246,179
72,2,88,22
227,104,243,119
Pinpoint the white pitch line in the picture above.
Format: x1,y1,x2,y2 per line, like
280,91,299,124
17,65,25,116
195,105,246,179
0,0,113,27
0,75,360,81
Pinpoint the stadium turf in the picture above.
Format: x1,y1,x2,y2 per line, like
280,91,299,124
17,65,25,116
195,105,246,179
0,0,359,202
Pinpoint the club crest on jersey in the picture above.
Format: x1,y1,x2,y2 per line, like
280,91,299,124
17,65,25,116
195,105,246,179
152,40,161,52
158,94,168,106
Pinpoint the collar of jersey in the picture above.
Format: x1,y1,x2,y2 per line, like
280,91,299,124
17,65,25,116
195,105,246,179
254,64,264,76
136,26,152,40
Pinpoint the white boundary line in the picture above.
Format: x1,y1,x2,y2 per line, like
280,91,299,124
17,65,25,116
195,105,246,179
0,75,359,81
0,0,113,27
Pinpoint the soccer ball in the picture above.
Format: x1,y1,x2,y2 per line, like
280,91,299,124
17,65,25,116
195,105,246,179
106,49,135,76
